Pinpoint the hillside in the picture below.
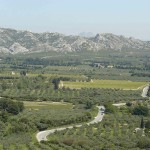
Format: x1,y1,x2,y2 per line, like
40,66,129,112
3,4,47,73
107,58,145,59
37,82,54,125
0,28,150,54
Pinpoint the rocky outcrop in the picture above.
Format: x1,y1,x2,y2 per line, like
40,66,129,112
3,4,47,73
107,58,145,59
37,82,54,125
92,33,150,50
0,28,150,54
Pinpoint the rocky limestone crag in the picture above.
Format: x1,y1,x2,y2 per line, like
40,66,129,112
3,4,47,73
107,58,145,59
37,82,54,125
0,28,150,54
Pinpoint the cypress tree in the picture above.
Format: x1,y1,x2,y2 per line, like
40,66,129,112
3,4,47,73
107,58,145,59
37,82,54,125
140,117,144,129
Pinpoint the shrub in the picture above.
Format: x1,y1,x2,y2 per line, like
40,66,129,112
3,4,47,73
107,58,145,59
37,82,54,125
145,121,150,129
36,123,48,131
126,102,132,107
132,105,149,116
104,103,117,114
62,138,75,146
0,99,24,115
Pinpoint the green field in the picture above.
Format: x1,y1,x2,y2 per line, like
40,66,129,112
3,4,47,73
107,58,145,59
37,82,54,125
62,80,149,90
24,101,73,109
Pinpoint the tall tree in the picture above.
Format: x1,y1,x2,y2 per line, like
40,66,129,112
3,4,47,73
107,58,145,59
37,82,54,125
140,117,144,129
52,78,60,90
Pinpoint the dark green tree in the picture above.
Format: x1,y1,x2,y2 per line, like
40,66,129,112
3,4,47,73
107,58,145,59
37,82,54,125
36,123,48,131
7,101,20,115
140,117,144,129
52,78,60,90
132,105,149,116
145,120,150,129
20,70,27,76
85,101,93,109
126,102,132,107
0,99,24,115
104,103,117,114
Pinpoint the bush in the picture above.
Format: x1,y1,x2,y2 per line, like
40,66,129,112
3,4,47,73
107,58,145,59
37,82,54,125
145,120,150,129
132,105,149,116
0,99,24,115
104,103,117,114
85,101,93,109
62,138,75,146
126,102,132,107
36,123,48,131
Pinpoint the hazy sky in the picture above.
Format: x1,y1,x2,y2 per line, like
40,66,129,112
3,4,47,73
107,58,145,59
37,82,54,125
0,0,150,40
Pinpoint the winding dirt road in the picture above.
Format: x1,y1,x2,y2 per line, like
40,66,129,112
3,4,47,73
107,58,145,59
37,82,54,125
36,106,105,142
36,85,149,142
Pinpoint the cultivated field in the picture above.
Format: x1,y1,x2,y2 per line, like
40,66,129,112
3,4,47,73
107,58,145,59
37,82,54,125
24,101,73,109
62,80,149,90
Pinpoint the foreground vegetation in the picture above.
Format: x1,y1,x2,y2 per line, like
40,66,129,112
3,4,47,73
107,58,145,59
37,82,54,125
46,105,150,150
0,50,150,149
0,98,94,149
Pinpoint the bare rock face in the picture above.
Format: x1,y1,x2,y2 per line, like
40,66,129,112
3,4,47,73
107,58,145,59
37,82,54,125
0,28,150,54
92,33,149,50
9,43,29,54
0,47,10,54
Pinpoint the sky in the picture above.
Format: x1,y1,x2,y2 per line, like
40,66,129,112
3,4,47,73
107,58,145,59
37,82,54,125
0,0,150,40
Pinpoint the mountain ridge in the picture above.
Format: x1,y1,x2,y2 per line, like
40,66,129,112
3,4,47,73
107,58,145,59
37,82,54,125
0,28,150,54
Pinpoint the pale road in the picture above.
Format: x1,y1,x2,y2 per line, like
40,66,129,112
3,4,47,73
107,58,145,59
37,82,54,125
141,85,149,98
36,85,149,142
36,106,105,142
113,103,126,107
